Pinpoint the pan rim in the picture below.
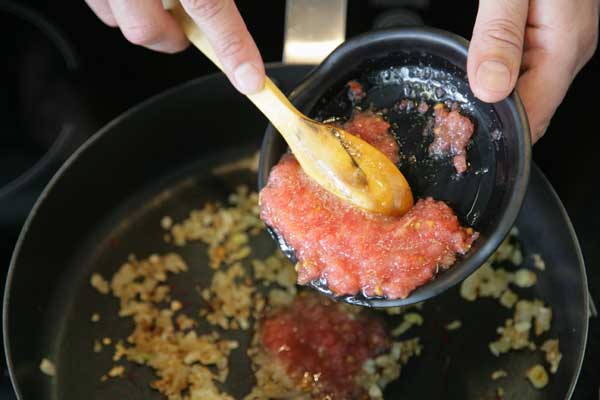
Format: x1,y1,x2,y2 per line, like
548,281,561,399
529,164,589,399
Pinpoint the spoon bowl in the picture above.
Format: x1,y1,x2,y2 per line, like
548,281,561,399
259,28,531,307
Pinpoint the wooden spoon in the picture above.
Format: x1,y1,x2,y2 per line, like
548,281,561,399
168,2,413,216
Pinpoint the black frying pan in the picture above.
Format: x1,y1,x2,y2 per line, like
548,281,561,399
3,64,588,399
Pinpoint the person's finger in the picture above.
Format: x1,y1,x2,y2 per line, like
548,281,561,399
467,0,529,103
108,0,188,53
85,0,118,27
180,0,265,94
516,49,572,142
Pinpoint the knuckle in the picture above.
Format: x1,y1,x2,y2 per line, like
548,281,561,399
557,21,598,75
534,122,550,141
167,40,190,54
480,18,524,53
122,23,162,46
214,31,246,59
185,0,226,20
98,12,118,27
582,28,598,62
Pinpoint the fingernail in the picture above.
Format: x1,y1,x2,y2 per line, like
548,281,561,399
476,60,511,93
234,63,264,94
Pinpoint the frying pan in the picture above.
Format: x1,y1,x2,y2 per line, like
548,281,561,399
3,64,588,399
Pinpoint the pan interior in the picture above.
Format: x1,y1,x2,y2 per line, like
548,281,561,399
36,149,579,400
4,66,577,400
47,147,266,399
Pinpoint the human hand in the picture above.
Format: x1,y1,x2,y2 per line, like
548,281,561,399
85,0,265,94
467,0,598,142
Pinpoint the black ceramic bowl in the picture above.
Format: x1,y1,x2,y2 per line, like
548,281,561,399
258,28,531,307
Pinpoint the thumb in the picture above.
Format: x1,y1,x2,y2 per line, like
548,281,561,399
467,0,528,103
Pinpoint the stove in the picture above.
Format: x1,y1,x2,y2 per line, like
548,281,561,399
1,1,598,399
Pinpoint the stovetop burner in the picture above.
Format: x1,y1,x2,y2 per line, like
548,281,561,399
0,2,97,398
0,0,98,230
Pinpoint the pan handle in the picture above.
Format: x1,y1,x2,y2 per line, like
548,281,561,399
282,0,347,65
281,1,430,65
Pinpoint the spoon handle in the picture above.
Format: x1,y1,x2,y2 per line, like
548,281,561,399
171,2,221,67
171,3,303,144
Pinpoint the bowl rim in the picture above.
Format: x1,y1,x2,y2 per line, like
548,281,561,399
259,27,532,307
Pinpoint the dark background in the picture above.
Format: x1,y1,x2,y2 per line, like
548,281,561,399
1,0,598,398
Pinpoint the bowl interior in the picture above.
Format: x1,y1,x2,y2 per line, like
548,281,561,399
259,28,530,307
